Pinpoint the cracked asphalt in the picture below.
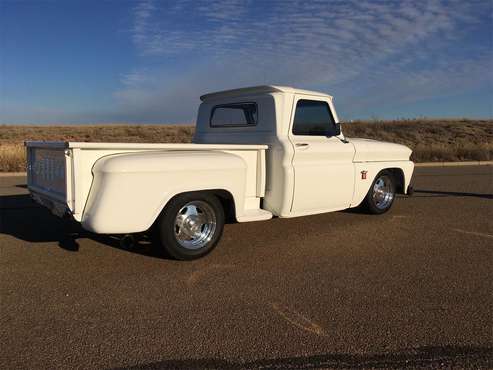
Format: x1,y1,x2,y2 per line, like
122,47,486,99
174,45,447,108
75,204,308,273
1,166,492,369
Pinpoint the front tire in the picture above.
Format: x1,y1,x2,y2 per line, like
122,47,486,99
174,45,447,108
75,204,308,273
362,171,396,214
154,193,225,260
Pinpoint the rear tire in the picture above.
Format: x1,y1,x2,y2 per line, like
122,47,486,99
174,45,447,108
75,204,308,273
362,170,396,214
154,193,225,260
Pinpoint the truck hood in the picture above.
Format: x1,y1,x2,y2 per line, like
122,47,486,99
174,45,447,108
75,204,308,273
349,138,412,162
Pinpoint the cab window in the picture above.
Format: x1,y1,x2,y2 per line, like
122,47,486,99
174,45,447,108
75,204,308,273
292,100,338,136
210,103,257,127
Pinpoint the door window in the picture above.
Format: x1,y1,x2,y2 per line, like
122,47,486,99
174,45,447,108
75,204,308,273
292,100,338,136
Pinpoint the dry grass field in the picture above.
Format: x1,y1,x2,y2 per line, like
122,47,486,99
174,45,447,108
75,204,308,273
1,119,492,172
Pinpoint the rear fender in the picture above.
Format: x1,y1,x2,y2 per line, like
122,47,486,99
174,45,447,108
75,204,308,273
82,150,247,234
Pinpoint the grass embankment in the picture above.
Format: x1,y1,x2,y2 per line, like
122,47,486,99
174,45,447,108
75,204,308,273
344,119,493,163
1,119,492,172
0,125,195,172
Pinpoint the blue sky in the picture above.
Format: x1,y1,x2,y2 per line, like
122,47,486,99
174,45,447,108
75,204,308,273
1,0,492,124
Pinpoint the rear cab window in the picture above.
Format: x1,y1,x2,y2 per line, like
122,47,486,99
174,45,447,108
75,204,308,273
210,103,258,127
292,99,338,136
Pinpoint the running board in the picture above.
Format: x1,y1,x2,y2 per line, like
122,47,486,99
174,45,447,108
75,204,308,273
237,209,273,222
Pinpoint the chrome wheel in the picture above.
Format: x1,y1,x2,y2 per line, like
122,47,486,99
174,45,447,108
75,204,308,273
372,175,394,210
174,201,217,250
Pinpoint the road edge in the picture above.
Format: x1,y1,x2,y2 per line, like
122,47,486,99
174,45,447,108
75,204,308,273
414,160,493,167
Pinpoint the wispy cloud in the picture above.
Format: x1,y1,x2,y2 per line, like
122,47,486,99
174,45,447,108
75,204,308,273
117,0,493,121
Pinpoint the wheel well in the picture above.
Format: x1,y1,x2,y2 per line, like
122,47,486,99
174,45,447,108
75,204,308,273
164,189,236,223
386,168,405,194
210,190,236,223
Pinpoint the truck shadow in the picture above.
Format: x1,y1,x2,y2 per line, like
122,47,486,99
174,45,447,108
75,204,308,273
0,194,162,258
2,188,491,256
110,345,493,369
1,194,72,243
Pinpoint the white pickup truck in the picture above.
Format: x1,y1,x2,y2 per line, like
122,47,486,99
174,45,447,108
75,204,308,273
26,86,414,260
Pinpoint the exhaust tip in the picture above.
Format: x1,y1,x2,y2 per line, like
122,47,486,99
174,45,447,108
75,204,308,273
120,234,136,249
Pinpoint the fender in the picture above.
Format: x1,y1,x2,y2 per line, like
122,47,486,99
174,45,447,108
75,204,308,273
350,160,414,207
81,150,247,234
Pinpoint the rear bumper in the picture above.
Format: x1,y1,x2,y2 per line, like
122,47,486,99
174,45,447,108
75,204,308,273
31,191,72,219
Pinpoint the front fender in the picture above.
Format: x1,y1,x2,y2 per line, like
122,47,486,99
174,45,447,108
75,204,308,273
350,160,414,207
82,150,247,234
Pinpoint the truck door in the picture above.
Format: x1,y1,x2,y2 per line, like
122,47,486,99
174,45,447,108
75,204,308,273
289,96,355,215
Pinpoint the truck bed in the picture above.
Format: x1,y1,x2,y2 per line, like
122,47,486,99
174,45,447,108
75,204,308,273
26,141,268,223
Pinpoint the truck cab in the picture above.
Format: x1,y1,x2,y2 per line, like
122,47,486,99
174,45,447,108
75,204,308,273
195,85,413,217
26,85,414,260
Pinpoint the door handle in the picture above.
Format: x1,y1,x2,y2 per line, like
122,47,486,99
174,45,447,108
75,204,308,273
295,143,309,148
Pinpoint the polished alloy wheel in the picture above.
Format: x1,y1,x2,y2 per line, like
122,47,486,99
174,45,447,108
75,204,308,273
174,201,217,250
372,175,395,210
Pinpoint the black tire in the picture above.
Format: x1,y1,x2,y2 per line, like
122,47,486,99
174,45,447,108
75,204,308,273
154,192,224,260
361,170,396,214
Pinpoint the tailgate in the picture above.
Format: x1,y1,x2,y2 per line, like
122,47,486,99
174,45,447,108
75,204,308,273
26,142,71,209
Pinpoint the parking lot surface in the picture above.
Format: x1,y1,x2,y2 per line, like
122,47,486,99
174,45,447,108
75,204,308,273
1,166,492,369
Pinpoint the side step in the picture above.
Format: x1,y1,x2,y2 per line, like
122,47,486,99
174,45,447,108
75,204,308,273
237,209,273,222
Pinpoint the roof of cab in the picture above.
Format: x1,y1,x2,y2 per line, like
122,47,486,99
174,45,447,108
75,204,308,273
200,85,332,101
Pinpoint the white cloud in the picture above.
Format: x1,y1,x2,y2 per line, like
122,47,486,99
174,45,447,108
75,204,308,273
115,0,492,121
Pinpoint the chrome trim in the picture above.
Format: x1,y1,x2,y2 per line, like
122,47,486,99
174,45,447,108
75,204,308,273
372,175,394,210
174,201,217,250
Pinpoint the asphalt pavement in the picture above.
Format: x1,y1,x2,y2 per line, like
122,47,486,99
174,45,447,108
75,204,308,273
1,166,492,369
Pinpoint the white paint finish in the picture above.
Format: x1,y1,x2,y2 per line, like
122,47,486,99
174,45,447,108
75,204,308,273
27,141,267,150
256,149,266,197
27,141,267,224
236,208,273,222
82,150,252,233
351,161,415,207
200,85,332,102
351,138,412,162
26,85,415,236
288,94,355,215
195,91,297,217
289,136,356,215
6,160,490,178
224,150,258,197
